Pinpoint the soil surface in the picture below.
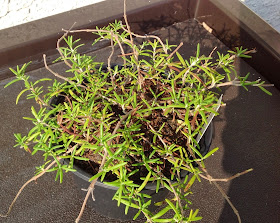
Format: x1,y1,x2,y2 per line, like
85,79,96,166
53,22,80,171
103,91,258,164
66,77,206,183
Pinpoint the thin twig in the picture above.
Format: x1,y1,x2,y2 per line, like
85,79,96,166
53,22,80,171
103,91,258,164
123,0,143,88
61,28,128,69
213,181,241,223
199,168,253,182
195,46,217,75
207,80,274,90
29,86,48,107
185,136,243,222
123,0,135,54
0,160,56,217
123,0,138,62
0,147,75,218
107,32,115,78
166,42,183,61
189,71,207,87
208,46,217,58
147,123,167,148
113,34,127,66
121,24,168,54
43,54,86,89
57,22,77,69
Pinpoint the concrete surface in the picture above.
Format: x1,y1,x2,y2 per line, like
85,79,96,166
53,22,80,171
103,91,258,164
241,0,280,32
0,0,105,30
0,19,280,223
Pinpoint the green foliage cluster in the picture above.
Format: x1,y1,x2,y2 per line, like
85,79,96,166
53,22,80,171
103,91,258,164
6,21,270,222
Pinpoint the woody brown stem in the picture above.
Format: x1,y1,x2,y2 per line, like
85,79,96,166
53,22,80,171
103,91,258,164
0,147,75,218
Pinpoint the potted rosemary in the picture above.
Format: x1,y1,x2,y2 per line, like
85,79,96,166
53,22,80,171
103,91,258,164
0,5,272,222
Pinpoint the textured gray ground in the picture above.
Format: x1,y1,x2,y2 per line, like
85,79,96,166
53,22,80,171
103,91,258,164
0,0,104,30
0,19,279,223
241,0,280,32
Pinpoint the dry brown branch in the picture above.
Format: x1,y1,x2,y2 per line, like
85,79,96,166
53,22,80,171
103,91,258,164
166,42,183,61
60,28,128,69
118,52,134,57
185,140,243,222
147,123,167,148
213,181,241,223
107,32,115,77
0,147,75,218
200,168,243,222
123,0,135,54
207,79,274,90
122,1,167,55
112,34,127,66
121,0,168,56
199,168,253,182
120,24,168,54
123,0,144,88
75,108,137,223
189,71,207,87
209,46,217,57
43,54,86,88
57,23,77,69
0,160,56,217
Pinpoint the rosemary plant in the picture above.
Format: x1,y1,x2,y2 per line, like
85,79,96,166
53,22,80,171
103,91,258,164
2,19,271,223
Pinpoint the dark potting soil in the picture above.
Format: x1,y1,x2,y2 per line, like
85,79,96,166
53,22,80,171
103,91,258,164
67,77,207,184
